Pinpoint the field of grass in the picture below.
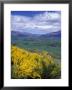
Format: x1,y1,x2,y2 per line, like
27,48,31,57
11,45,61,79
11,32,61,60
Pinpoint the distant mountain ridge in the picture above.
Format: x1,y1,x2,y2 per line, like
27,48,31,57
40,31,61,38
11,31,33,36
11,30,61,37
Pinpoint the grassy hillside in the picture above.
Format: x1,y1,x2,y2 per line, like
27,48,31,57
11,45,61,79
11,31,61,59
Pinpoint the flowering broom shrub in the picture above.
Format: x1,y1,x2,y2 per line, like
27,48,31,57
11,45,61,79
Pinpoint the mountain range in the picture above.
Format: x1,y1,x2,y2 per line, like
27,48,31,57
11,30,61,39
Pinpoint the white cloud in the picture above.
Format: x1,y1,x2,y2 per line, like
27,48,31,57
33,12,60,21
11,11,61,34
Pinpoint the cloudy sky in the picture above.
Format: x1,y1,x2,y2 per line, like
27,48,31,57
11,11,61,34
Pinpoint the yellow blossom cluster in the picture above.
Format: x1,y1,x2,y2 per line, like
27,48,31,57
11,45,60,79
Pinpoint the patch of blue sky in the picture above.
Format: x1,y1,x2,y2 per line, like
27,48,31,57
11,11,61,34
